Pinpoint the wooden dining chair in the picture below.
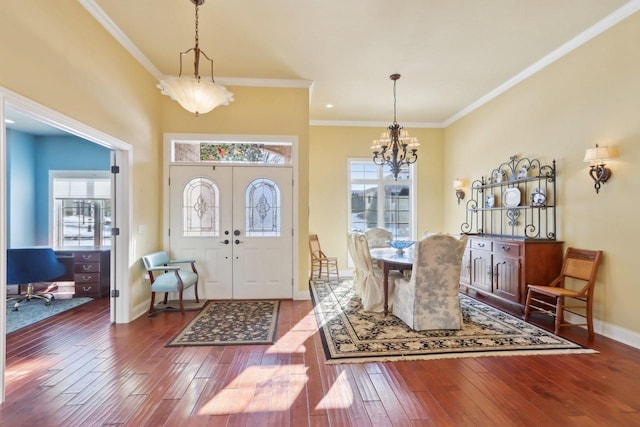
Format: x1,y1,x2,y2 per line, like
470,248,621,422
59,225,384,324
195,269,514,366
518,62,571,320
524,247,603,339
308,234,339,281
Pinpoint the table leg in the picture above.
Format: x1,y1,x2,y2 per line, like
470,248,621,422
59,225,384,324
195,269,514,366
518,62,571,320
383,264,390,315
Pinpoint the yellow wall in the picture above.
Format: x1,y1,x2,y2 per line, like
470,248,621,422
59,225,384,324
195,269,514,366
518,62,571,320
444,12,640,333
309,126,445,268
0,0,163,311
160,86,310,292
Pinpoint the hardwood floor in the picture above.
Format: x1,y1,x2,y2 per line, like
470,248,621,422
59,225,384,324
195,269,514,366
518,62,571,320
2,297,640,426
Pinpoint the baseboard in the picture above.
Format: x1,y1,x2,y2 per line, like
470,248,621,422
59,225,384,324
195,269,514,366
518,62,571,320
564,312,640,350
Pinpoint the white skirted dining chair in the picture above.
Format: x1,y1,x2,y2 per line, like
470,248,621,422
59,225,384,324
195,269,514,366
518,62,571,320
353,234,402,312
365,227,393,249
392,234,468,330
347,232,364,297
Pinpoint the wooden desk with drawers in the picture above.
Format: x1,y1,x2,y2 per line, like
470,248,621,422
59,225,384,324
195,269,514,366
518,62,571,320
55,247,110,298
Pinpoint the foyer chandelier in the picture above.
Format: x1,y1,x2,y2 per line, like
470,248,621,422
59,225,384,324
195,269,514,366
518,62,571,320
371,74,419,180
157,0,234,116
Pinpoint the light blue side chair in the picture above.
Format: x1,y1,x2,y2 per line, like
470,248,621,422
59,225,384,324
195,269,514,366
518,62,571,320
141,251,199,316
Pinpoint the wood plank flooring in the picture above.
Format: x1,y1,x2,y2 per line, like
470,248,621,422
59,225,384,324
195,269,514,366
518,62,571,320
1,296,640,426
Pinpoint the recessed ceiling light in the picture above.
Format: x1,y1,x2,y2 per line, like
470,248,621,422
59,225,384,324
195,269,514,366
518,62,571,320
4,119,15,124
325,104,334,109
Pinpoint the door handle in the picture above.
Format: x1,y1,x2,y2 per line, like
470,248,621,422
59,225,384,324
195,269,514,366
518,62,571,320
220,239,230,245
234,230,241,236
234,239,243,245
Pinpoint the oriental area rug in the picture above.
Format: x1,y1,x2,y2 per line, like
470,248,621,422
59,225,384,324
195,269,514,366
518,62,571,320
167,300,280,347
310,280,596,364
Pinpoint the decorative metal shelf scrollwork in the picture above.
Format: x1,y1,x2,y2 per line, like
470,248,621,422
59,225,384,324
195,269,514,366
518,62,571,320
461,155,556,240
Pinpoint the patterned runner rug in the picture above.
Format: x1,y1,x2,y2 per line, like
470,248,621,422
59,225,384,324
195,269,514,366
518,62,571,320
167,300,280,346
310,280,596,364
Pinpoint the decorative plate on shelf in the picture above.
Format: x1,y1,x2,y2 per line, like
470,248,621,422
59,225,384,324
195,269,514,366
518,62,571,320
485,193,495,208
503,188,521,207
531,188,546,206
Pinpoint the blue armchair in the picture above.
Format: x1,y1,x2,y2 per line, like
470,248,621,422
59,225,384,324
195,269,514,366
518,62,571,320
7,248,67,311
141,251,199,316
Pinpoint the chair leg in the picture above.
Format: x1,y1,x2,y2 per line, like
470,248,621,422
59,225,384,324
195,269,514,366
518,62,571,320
147,292,156,316
12,283,53,311
179,289,185,315
554,296,563,335
163,292,169,304
586,298,594,339
524,289,532,321
194,281,200,303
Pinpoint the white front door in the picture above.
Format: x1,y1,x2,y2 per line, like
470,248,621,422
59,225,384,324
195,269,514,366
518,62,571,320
169,165,293,299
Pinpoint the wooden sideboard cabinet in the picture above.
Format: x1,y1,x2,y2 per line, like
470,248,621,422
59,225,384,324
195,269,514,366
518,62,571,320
55,248,110,298
459,236,563,307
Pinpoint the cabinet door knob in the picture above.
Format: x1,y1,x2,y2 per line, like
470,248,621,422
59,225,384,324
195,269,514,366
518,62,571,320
478,243,485,248
501,246,510,252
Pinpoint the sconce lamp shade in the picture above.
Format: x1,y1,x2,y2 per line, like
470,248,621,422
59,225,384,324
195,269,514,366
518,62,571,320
158,76,234,116
583,145,610,164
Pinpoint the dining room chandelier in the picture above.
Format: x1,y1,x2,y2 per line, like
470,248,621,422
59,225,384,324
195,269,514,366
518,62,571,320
371,74,419,180
157,0,234,116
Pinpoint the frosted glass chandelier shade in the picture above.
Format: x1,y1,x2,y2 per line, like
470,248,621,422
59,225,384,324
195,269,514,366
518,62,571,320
158,76,234,116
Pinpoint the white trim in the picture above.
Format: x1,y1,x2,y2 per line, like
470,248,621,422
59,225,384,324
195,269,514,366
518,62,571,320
442,0,640,127
79,0,163,79
216,77,313,89
310,120,443,129
563,312,640,350
0,93,7,402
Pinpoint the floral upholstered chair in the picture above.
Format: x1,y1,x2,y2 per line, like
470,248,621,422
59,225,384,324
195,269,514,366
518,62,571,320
365,227,393,249
392,233,468,330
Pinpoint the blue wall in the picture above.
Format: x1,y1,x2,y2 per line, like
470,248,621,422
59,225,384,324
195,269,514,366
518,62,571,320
7,130,111,247
6,129,36,247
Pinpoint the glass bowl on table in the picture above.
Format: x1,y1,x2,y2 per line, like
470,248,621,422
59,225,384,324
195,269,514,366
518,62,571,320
386,240,415,256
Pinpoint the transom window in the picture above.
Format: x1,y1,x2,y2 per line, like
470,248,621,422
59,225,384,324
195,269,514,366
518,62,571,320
348,159,415,240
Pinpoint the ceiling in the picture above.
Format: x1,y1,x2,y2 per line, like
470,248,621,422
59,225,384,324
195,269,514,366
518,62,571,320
5,0,636,134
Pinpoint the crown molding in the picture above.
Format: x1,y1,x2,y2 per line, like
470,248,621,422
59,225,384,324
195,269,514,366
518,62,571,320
309,120,443,128
442,0,640,127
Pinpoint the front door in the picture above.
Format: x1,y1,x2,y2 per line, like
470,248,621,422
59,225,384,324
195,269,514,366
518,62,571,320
169,165,293,299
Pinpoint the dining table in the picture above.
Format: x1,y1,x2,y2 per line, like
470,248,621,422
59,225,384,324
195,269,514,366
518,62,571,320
369,247,414,315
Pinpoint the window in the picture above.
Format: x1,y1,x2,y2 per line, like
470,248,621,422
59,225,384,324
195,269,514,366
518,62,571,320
348,159,415,240
173,140,292,165
52,171,112,247
245,178,281,237
182,177,219,237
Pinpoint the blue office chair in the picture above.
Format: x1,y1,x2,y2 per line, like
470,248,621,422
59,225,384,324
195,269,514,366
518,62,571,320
7,248,67,311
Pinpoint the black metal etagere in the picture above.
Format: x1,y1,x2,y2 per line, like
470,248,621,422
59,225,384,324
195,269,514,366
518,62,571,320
461,155,556,239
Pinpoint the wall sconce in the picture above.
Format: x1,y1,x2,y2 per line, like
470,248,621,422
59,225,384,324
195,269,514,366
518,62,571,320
583,144,612,194
453,178,465,205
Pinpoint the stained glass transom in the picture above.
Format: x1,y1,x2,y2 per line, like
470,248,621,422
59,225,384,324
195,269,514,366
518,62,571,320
246,178,280,237
183,177,219,237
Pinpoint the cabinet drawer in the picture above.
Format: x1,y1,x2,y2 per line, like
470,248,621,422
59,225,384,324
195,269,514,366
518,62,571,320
74,252,101,263
75,262,100,273
494,242,520,257
471,239,492,251
75,283,100,296
75,273,100,284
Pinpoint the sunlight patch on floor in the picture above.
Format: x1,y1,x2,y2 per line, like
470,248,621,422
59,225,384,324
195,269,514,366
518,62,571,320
197,364,307,415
